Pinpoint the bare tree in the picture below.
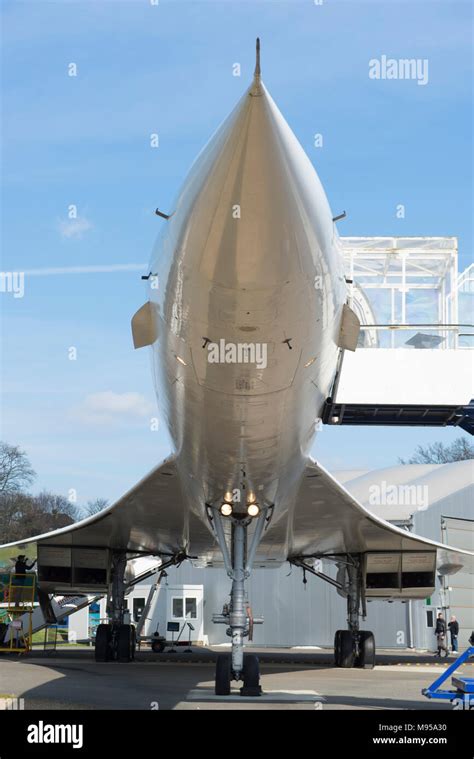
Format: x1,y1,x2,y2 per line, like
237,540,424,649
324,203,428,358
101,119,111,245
0,442,36,494
0,490,77,543
0,442,108,542
84,498,109,517
399,437,474,465
34,491,79,522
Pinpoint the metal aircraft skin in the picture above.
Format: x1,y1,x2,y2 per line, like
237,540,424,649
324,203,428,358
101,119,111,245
148,68,347,556
1,51,473,580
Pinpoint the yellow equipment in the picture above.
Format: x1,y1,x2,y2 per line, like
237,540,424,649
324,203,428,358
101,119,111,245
0,574,36,654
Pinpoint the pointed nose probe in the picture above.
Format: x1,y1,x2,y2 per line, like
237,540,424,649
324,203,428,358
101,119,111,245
255,37,261,79
251,37,263,96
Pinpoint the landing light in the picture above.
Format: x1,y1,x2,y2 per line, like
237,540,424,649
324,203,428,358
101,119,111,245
247,503,260,517
176,355,187,366
220,502,233,517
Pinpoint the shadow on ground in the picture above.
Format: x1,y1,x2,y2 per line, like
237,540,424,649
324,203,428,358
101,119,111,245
0,647,462,710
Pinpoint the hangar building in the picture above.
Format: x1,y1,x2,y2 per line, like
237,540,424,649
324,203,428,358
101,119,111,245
73,460,473,652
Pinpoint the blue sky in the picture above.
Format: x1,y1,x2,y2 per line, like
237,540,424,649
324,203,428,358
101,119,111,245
1,0,472,509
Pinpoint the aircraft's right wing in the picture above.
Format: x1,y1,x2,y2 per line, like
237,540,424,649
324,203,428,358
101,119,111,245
258,458,473,599
0,456,219,592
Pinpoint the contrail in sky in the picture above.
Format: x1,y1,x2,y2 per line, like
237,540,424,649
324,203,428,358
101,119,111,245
23,264,147,276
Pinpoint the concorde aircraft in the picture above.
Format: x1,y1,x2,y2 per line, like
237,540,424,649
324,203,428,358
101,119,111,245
1,40,473,695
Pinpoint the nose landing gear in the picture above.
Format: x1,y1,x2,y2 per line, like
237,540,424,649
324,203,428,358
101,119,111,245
215,652,262,696
211,510,266,696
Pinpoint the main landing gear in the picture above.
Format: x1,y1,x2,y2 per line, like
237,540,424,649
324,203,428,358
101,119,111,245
333,559,375,669
95,622,136,662
292,554,376,670
94,551,186,663
211,509,266,696
95,553,136,662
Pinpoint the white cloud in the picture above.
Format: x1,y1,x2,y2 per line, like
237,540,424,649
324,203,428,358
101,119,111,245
58,216,93,240
75,391,155,426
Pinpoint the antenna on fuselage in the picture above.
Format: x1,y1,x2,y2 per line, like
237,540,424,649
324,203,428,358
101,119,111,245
155,208,174,220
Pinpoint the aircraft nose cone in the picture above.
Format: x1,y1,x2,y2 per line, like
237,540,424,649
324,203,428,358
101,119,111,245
160,40,334,289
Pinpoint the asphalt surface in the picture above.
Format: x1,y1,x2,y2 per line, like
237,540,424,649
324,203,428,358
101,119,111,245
0,647,472,710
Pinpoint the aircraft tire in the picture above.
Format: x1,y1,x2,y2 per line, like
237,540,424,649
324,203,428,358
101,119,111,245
355,631,375,669
117,623,134,662
215,653,232,695
151,638,166,653
95,624,112,662
242,653,260,687
334,629,343,666
337,630,355,668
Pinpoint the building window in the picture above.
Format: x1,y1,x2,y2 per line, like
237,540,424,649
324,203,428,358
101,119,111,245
185,597,197,619
172,597,184,619
172,596,197,619
133,597,145,623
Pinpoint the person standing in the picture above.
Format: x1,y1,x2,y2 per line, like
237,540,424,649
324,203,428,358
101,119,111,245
14,555,36,576
448,615,459,653
12,555,37,606
434,612,447,657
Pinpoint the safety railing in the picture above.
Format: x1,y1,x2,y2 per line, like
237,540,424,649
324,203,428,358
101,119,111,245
0,574,36,654
358,324,474,350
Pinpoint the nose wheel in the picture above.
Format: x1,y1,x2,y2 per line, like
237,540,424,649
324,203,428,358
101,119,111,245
241,653,262,696
215,652,261,696
215,653,232,695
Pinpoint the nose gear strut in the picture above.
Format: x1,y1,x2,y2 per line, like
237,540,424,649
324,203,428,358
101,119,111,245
211,510,266,695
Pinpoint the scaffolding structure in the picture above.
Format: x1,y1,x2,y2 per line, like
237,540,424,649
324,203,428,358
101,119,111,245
0,574,36,654
341,237,472,350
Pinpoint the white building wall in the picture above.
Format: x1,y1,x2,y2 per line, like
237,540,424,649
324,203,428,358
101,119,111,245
67,605,89,641
151,562,408,648
411,485,474,651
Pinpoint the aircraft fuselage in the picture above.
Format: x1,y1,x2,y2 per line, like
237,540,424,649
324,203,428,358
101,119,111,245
149,80,347,534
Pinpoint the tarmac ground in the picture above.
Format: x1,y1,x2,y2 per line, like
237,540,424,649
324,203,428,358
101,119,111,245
1,646,472,710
